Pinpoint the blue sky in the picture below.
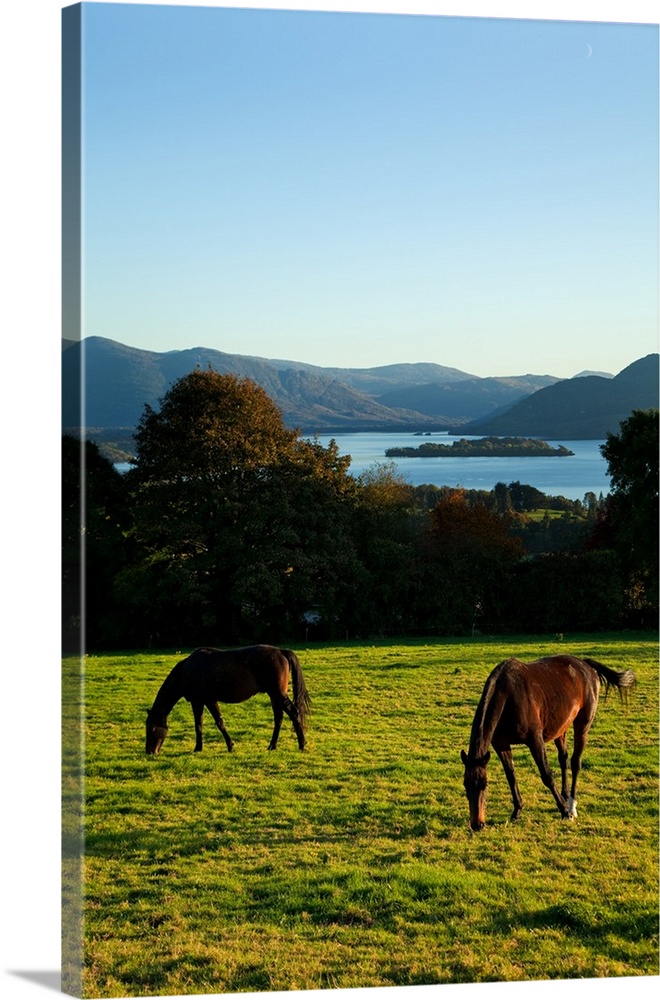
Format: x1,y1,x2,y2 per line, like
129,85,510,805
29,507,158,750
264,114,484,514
78,1,659,377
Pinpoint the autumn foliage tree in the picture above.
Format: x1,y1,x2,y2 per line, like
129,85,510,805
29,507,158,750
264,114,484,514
429,489,524,560
120,369,358,643
421,489,525,633
132,368,299,481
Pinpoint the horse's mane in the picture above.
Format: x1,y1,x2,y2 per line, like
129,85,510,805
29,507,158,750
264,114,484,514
468,659,515,755
150,657,189,716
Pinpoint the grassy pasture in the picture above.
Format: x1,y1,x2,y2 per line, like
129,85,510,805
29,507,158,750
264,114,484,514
72,634,658,997
525,508,574,521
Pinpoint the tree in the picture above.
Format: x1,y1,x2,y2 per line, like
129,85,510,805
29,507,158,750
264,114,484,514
492,482,513,515
213,438,360,640
503,550,626,632
507,481,546,512
600,408,659,606
420,489,525,633
123,370,359,643
348,463,421,634
429,489,524,561
62,435,129,649
131,368,299,482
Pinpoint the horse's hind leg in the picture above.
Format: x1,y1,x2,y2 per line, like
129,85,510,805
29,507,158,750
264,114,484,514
554,734,569,801
496,748,524,820
207,701,234,752
567,717,592,819
268,697,284,750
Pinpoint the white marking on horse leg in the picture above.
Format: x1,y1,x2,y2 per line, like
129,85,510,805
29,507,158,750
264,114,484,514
567,796,578,819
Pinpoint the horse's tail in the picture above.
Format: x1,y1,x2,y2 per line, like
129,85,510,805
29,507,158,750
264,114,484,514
583,657,637,701
283,649,311,731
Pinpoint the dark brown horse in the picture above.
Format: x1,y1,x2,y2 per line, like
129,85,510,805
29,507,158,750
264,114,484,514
461,654,635,830
145,645,311,755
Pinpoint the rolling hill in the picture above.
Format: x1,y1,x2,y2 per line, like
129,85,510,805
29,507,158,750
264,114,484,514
465,354,658,438
375,374,560,420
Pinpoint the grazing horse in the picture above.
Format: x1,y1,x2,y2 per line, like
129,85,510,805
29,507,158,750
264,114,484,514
461,655,635,830
145,645,311,755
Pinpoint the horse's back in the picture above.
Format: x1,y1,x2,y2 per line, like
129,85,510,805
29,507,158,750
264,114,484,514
491,655,600,745
183,644,289,703
524,656,600,698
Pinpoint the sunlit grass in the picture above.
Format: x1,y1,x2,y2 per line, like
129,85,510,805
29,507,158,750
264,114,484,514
525,508,576,521
74,633,658,996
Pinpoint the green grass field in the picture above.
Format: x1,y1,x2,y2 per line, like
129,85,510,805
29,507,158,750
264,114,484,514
71,634,658,997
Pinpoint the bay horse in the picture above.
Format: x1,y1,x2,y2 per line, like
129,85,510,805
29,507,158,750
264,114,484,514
145,645,311,755
461,654,636,830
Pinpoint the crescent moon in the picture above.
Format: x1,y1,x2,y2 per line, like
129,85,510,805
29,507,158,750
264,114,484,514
586,44,593,58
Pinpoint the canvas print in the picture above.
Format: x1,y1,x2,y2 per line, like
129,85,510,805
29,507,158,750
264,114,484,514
62,2,659,998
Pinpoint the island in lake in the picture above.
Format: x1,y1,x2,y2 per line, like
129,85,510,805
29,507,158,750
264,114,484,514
385,436,575,458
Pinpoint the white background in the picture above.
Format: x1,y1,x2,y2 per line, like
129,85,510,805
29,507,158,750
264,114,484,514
1,3,658,1000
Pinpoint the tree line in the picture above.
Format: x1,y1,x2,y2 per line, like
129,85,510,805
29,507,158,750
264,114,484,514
62,370,658,650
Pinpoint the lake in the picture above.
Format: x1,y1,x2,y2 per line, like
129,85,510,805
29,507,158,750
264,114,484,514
305,432,611,500
116,432,612,500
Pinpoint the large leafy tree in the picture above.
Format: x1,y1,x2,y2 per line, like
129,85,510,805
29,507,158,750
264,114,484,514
132,368,298,481
123,369,358,643
127,369,299,577
600,408,659,607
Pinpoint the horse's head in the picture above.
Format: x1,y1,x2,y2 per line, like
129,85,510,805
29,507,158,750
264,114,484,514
461,749,491,831
145,711,169,755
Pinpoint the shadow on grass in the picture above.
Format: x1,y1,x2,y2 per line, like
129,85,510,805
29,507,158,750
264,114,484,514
225,964,273,992
489,898,657,944
84,802,454,859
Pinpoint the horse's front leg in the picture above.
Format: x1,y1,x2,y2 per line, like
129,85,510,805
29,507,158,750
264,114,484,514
207,701,234,752
191,700,204,752
496,748,523,820
528,735,569,818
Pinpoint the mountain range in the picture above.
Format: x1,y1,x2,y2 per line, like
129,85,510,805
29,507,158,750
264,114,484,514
62,337,658,447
